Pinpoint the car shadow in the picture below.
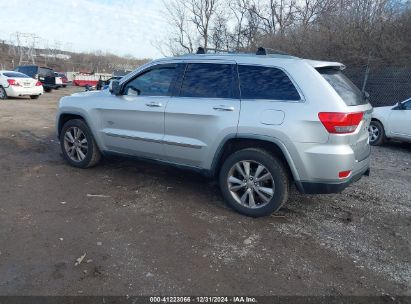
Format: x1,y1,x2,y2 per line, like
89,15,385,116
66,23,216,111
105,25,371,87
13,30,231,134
381,140,411,151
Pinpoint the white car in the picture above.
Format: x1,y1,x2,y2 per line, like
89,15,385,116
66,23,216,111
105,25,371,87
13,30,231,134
0,70,43,100
369,98,411,145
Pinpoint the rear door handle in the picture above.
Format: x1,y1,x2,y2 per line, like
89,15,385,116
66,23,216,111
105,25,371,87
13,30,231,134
145,101,162,107
213,105,235,111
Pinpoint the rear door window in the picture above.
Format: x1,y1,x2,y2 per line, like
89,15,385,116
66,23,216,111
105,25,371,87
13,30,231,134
238,65,300,100
317,68,367,106
179,63,235,99
403,99,411,110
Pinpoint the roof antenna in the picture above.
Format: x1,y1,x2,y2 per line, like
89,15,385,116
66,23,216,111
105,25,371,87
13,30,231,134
256,47,266,55
196,47,205,54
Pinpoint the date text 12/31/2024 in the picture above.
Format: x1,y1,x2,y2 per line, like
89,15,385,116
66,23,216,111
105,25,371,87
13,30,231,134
150,297,257,303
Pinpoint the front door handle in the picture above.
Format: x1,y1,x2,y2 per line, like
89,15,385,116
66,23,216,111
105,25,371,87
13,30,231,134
213,105,235,111
145,101,162,107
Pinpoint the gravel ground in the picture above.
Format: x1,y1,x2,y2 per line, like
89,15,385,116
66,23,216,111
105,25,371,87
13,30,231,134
0,87,410,296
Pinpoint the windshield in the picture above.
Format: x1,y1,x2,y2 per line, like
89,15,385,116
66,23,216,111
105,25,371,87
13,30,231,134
317,68,367,106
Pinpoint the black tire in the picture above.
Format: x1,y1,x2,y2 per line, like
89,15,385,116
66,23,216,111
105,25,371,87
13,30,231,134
60,119,101,168
219,148,289,217
63,85,67,88
44,87,52,93
369,120,385,146
30,95,40,99
0,86,7,100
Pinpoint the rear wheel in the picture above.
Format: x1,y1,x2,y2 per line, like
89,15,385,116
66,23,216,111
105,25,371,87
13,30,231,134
368,120,385,146
30,95,40,99
44,87,52,93
0,86,7,100
219,148,289,217
60,119,101,168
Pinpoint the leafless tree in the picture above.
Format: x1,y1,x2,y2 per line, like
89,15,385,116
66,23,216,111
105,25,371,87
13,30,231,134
187,0,220,49
229,0,250,50
211,11,232,50
157,0,410,66
161,0,196,55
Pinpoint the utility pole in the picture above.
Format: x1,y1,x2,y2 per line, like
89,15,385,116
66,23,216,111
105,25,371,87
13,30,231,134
11,32,39,65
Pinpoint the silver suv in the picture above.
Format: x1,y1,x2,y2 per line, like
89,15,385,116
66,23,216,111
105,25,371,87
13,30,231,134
56,49,372,217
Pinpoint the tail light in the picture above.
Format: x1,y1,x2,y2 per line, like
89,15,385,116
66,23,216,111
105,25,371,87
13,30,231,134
35,81,42,86
339,170,351,179
318,112,364,134
7,79,20,86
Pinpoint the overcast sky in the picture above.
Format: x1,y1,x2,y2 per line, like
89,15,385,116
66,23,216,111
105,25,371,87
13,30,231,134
0,0,165,59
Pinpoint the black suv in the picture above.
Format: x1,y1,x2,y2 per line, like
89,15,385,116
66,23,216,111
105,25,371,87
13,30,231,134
14,65,56,92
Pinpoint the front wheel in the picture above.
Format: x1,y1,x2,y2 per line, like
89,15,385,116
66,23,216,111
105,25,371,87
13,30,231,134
30,95,40,99
368,120,385,146
219,148,289,217
0,86,7,100
60,119,101,168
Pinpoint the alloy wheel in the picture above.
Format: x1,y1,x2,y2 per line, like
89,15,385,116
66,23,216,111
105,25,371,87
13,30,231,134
368,124,380,143
227,160,275,209
63,127,88,162
0,88,6,99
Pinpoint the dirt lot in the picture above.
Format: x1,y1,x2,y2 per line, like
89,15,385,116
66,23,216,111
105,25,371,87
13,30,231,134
0,87,410,296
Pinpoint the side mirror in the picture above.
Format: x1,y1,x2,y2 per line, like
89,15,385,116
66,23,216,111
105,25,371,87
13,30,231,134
397,101,404,110
109,80,121,95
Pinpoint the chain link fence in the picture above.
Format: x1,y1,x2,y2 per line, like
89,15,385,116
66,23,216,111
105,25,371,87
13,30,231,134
345,65,411,107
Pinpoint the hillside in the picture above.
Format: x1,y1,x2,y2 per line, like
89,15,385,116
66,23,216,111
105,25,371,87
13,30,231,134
0,40,150,73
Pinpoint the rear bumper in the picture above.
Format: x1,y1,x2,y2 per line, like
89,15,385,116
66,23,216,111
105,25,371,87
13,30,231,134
296,166,370,194
5,86,43,97
42,83,56,89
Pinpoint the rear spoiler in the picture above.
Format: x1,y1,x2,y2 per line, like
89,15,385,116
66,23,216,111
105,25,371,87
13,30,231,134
304,59,346,70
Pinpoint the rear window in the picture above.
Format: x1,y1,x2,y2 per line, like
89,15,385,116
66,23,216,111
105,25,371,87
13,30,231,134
318,68,367,106
2,72,29,78
39,68,54,77
238,65,301,100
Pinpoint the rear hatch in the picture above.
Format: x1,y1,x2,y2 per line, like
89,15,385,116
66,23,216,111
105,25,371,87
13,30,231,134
39,67,56,87
317,67,372,162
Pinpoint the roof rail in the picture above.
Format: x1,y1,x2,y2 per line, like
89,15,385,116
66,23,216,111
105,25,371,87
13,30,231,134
196,47,235,54
195,46,292,56
256,47,290,56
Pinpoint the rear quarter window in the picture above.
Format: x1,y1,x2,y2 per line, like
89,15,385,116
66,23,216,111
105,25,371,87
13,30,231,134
238,65,301,100
317,68,367,106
